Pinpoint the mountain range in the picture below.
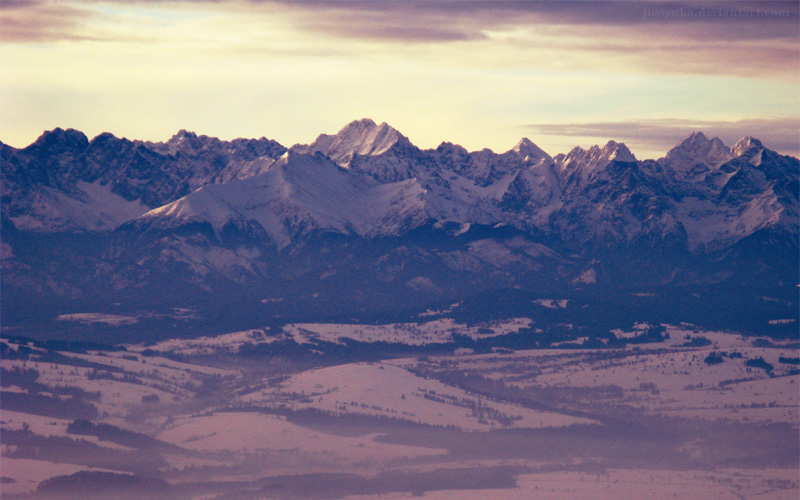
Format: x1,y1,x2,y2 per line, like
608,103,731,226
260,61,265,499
2,119,797,341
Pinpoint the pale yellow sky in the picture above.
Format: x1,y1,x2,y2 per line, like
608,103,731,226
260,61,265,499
1,1,798,159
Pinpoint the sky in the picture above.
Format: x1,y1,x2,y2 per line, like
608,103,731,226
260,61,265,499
1,0,798,160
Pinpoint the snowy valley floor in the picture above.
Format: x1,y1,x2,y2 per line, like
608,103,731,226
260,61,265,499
1,321,798,499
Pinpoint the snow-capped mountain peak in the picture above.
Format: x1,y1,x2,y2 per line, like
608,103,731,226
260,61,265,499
602,140,636,163
4,122,796,258
301,119,411,167
556,140,636,177
732,136,764,157
687,130,708,142
663,131,731,173
510,138,551,163
3,122,797,314
728,136,770,167
136,149,430,246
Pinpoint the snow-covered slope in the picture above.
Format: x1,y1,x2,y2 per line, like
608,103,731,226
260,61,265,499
431,137,550,189
555,140,637,187
546,140,689,246
6,123,793,252
138,151,430,246
295,118,410,167
6,181,150,232
294,119,437,184
240,361,594,431
511,137,551,164
657,131,732,182
2,122,797,307
649,134,799,251
1,128,287,232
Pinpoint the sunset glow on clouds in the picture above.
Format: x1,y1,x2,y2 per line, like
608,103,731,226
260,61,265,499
1,0,798,158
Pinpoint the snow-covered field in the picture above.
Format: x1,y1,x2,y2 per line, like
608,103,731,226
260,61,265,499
341,468,799,500
129,328,278,356
286,317,534,345
133,318,535,355
56,312,139,326
0,458,121,496
401,326,799,425
1,323,797,499
240,361,594,431
158,411,445,463
532,299,569,309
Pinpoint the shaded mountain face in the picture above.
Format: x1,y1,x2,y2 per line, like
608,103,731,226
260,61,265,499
1,129,287,231
2,121,797,336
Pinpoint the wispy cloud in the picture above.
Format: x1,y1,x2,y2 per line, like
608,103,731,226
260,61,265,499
243,1,800,77
525,117,800,158
0,1,97,43
1,1,796,156
4,1,797,77
263,2,798,38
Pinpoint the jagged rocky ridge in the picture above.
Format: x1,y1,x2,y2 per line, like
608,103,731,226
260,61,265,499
1,120,797,334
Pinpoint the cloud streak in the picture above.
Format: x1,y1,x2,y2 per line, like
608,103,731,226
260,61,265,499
0,1,97,43
271,1,799,77
525,117,800,159
263,1,799,43
2,1,796,77
0,1,796,157
226,1,800,78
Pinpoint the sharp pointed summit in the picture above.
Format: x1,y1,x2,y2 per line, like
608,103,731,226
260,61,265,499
556,140,636,178
602,140,636,163
510,138,551,163
301,119,411,167
732,136,764,157
664,131,731,173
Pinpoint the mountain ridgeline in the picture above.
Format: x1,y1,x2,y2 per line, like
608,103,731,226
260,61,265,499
2,119,797,340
